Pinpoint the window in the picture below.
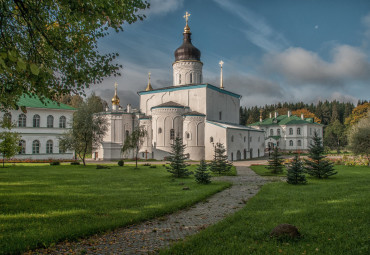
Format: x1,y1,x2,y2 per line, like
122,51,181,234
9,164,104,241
46,140,53,154
297,127,301,135
289,140,293,146
210,137,213,143
125,130,129,139
59,116,66,128
47,115,54,128
33,114,40,127
170,129,175,140
270,129,273,136
298,140,302,146
186,132,190,139
158,128,162,134
18,114,26,127
277,129,280,136
179,74,181,84
249,136,252,142
289,128,293,135
258,136,260,142
219,111,222,120
3,112,11,122
200,74,202,83
32,140,40,154
244,136,246,142
231,135,234,142
19,140,26,154
310,128,312,135
190,73,193,83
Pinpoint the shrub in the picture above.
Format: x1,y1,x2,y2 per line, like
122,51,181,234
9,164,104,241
50,161,60,166
70,161,80,165
96,165,110,169
143,163,151,166
149,165,157,168
118,160,124,166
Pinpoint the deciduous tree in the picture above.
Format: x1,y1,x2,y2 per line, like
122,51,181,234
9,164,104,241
121,126,147,169
59,95,108,166
0,0,149,110
0,118,20,167
348,112,370,164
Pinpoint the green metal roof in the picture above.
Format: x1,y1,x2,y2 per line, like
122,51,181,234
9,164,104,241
249,115,321,126
18,95,75,110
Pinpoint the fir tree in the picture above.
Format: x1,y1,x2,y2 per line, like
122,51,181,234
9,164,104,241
287,155,307,184
305,131,337,178
209,142,232,175
267,147,284,174
166,137,191,178
194,160,211,184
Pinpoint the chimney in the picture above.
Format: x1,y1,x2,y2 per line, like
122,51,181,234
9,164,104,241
274,111,278,118
269,112,272,118
288,110,291,117
301,113,304,120
127,104,132,113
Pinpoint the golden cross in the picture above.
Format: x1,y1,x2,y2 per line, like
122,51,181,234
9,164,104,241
219,60,224,67
184,11,191,25
114,82,118,89
148,72,151,81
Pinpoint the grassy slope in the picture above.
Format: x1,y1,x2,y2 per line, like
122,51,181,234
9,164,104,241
161,166,370,255
0,164,230,254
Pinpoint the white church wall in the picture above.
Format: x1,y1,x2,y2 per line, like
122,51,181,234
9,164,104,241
204,122,227,160
206,88,240,124
0,108,75,160
173,61,203,86
183,115,205,160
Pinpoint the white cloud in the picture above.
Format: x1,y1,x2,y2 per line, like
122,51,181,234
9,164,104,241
213,0,289,52
263,45,370,85
145,0,184,16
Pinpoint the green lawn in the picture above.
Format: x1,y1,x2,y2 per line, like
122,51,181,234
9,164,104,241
161,166,370,255
0,164,230,254
250,165,287,176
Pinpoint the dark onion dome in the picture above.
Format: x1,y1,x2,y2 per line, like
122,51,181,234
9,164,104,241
174,27,201,61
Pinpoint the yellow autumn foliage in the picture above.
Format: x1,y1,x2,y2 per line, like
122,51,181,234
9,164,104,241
344,103,370,126
292,109,321,123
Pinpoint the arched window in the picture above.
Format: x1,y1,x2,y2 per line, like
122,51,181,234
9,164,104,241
125,130,129,139
210,137,213,143
219,111,222,120
19,140,26,154
231,152,233,161
46,140,53,153
158,128,162,134
179,74,182,84
289,128,293,135
18,114,26,127
244,136,246,142
297,127,301,135
249,136,252,142
190,73,193,83
289,140,293,146
258,136,260,142
170,129,175,140
270,129,273,136
3,112,11,123
231,135,234,142
32,140,40,154
297,140,302,146
33,114,40,127
277,129,281,136
59,116,66,128
47,115,54,128
186,132,190,139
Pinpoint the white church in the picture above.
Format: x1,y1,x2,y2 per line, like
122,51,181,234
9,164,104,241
93,13,265,161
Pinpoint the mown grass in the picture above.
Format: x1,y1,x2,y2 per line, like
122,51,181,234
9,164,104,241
0,164,230,254
161,166,370,255
250,165,287,176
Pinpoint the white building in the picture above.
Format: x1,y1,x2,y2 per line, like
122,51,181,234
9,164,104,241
93,14,265,161
0,95,75,160
249,111,324,152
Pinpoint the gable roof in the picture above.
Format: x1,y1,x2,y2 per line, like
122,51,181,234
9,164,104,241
249,115,322,126
151,101,190,110
207,120,264,132
18,94,75,110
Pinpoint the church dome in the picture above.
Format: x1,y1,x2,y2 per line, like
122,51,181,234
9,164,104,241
174,24,201,61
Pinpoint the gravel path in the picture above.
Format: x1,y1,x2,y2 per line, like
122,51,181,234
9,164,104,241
29,166,268,255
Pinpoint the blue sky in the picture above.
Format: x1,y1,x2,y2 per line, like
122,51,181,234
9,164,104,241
90,0,370,107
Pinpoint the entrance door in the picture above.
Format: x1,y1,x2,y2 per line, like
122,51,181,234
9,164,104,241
237,150,241,160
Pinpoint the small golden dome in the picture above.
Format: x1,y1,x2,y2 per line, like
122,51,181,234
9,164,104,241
112,82,120,105
145,72,153,91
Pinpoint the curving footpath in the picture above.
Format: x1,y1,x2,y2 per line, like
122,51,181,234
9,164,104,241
29,165,268,255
